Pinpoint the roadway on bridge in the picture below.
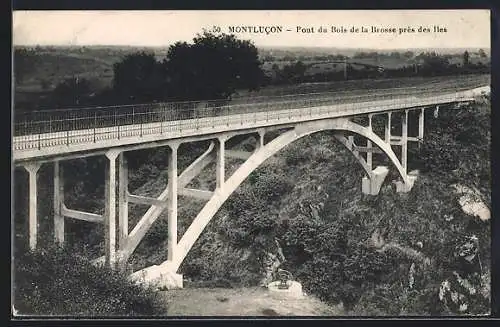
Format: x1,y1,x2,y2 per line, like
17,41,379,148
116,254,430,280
13,75,489,162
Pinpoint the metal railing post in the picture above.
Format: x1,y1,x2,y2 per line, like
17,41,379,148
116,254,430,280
94,112,97,143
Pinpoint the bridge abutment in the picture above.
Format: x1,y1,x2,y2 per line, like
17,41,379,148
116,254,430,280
362,166,389,195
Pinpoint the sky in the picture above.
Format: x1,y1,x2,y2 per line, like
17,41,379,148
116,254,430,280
12,10,490,49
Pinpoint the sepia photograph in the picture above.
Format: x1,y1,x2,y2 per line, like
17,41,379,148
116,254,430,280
11,9,491,317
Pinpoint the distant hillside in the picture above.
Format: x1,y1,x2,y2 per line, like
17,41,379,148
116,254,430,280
258,45,491,57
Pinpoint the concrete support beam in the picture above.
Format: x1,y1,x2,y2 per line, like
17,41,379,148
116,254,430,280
179,188,213,200
434,105,440,118
216,138,225,191
367,114,373,171
104,150,120,267
127,193,168,207
401,110,408,173
118,141,209,264
53,161,64,245
24,162,42,251
258,130,265,149
225,150,252,160
353,146,382,153
61,204,104,223
391,136,421,144
118,153,128,249
167,144,179,262
418,108,425,148
385,112,392,143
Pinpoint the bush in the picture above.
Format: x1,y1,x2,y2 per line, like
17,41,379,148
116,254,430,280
13,245,166,316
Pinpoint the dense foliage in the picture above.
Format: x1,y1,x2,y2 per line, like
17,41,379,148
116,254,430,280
13,244,166,316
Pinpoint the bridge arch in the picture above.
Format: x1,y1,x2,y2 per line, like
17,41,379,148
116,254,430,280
170,117,408,271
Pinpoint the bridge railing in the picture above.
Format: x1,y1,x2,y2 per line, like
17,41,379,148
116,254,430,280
13,83,479,138
13,85,480,153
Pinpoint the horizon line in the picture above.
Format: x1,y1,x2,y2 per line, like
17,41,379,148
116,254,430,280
13,44,490,50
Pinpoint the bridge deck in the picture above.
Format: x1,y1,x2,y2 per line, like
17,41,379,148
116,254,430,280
12,84,489,163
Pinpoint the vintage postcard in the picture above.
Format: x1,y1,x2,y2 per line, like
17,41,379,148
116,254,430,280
12,10,491,318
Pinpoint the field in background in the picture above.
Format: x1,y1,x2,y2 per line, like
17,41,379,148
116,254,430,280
14,45,490,109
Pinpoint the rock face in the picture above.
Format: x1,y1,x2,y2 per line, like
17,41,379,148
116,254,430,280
452,184,490,221
259,239,286,286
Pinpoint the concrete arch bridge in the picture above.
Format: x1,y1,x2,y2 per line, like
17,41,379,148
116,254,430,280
12,81,490,289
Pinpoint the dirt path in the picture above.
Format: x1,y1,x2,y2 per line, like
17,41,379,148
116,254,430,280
161,287,344,316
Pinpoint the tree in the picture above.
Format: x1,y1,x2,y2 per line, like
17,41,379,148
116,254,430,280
478,49,487,58
48,77,92,108
13,48,37,86
112,51,166,103
463,50,470,66
165,32,265,101
403,51,415,59
419,52,450,76
280,61,308,84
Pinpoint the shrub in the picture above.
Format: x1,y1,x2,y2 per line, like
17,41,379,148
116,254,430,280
13,245,166,316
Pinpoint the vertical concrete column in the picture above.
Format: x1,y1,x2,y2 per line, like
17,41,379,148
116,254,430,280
401,110,408,173
434,105,440,118
216,137,226,191
418,108,425,149
118,152,128,250
367,114,373,171
167,143,179,262
24,163,42,251
257,130,265,150
53,161,65,246
348,135,354,148
385,112,392,143
105,150,120,267
418,108,425,140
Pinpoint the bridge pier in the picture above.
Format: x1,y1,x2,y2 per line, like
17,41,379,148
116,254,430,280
385,112,392,142
23,162,42,251
118,153,129,250
216,137,226,191
53,161,65,245
104,150,120,267
167,144,179,263
418,108,425,148
418,108,425,140
401,110,408,174
257,129,265,149
394,110,418,193
366,114,373,171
